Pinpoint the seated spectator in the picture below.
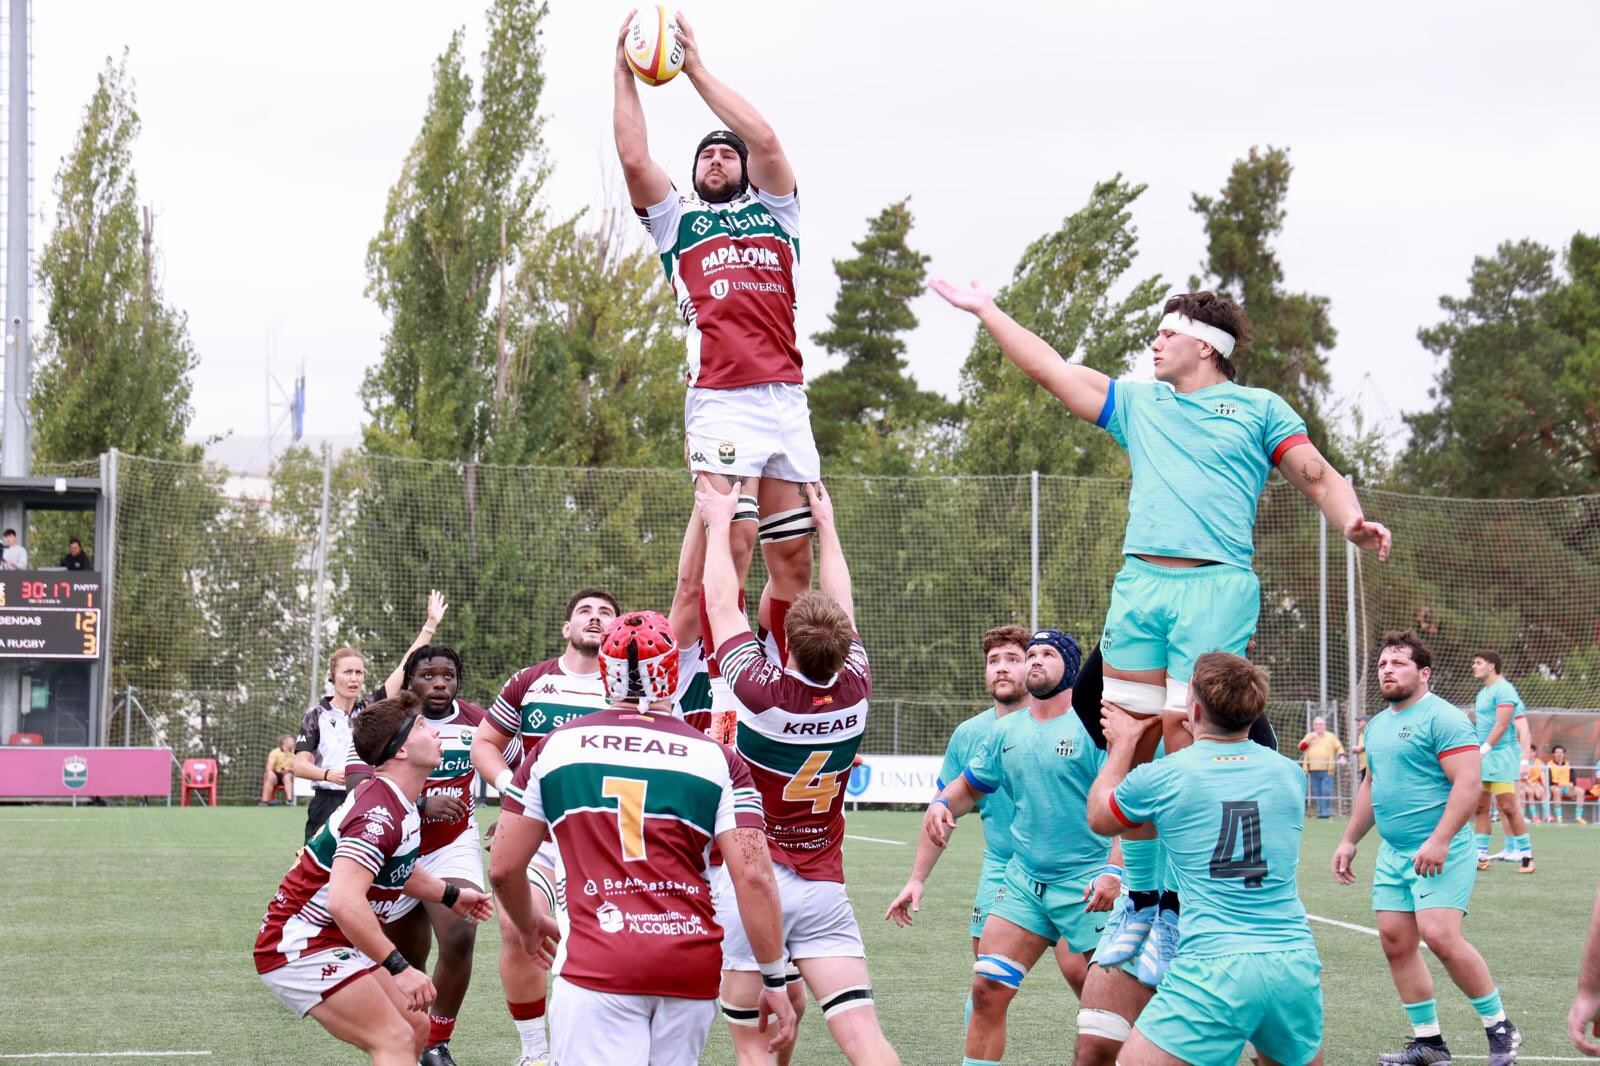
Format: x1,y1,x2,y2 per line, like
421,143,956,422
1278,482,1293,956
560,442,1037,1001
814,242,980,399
60,538,92,571
258,735,297,806
2,528,28,570
1549,745,1584,824
1521,750,1549,823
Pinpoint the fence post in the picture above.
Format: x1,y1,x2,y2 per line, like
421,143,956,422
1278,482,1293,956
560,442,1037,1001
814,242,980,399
893,700,901,756
99,448,120,745
308,443,333,708
1030,470,1039,631
1345,474,1361,809
1318,508,1328,716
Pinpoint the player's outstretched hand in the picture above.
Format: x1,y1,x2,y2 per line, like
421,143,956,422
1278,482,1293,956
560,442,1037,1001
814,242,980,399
1345,515,1392,562
885,879,924,927
1569,985,1600,1055
923,800,957,849
694,474,743,528
394,965,436,1013
1331,841,1358,885
1083,871,1122,912
928,278,995,316
450,886,494,923
1100,701,1161,753
615,9,638,71
425,793,469,824
804,481,835,531
425,589,448,630
758,985,797,1052
673,9,705,77
1411,836,1447,878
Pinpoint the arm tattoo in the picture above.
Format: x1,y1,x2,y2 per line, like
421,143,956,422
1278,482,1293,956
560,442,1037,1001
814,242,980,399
1300,458,1326,484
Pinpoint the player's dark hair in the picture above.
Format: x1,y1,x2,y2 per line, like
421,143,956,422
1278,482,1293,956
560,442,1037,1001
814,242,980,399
353,691,422,767
402,644,464,690
69,537,82,548
2,528,13,537
1189,652,1269,732
1379,630,1434,671
566,586,619,621
1475,649,1504,673
787,590,853,681
1554,745,1567,755
1163,291,1250,380
982,624,1031,657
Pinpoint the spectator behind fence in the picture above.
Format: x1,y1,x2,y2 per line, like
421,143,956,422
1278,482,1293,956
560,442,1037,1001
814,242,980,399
1522,750,1549,823
60,538,92,571
1550,746,1585,824
1352,715,1369,781
259,735,296,806
2,528,27,570
1299,715,1347,818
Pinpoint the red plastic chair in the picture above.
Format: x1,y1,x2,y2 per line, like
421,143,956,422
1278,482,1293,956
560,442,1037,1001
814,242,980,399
7,732,44,746
181,758,219,807
269,774,295,805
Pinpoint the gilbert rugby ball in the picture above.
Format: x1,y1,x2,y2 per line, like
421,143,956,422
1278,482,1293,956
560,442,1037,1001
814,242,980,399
625,6,684,86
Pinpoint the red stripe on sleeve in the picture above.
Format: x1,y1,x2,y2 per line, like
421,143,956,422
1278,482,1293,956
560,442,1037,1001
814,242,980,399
1271,433,1312,466
1438,745,1477,761
1109,793,1142,829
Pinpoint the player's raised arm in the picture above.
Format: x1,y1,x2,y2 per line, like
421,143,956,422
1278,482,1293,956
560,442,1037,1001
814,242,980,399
667,509,706,647
696,476,750,647
806,482,852,627
928,279,1112,424
613,11,672,208
1085,702,1161,836
673,12,794,196
1275,441,1392,561
379,590,447,698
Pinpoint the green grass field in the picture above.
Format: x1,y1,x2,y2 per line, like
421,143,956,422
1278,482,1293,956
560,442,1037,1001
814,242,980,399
0,805,1594,1064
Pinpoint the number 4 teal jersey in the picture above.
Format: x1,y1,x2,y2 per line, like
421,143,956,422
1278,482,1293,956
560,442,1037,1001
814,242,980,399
939,708,1016,865
1111,739,1314,957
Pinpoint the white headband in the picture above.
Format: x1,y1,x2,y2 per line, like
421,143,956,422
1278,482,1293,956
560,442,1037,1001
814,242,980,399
1158,312,1236,357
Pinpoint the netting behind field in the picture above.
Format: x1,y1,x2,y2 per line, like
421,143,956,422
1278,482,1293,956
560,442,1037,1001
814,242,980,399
98,453,1600,801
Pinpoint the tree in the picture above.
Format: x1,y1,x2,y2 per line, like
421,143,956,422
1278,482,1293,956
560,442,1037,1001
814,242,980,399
31,54,200,463
362,0,550,461
806,199,953,474
1190,147,1341,464
957,176,1166,476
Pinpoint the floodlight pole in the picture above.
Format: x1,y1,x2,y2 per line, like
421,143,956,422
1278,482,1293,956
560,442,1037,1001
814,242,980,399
0,0,30,743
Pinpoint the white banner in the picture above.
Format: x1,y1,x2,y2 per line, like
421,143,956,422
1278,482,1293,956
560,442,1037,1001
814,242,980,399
845,754,944,805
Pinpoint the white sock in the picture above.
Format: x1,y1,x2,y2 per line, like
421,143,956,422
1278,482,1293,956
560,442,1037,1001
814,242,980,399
515,1016,548,1056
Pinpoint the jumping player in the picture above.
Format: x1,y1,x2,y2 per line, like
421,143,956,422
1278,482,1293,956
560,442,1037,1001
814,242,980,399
489,610,795,1064
931,280,1392,975
697,476,901,1066
1088,653,1325,1066
1333,631,1521,1066
614,11,816,665
254,694,498,1065
345,646,486,1066
1470,649,1534,872
470,587,617,1066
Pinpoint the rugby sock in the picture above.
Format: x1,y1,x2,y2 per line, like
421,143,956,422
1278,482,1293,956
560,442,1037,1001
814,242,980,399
1158,890,1180,916
1517,833,1533,857
1470,988,1506,1027
1541,797,1552,821
770,597,792,665
1474,832,1491,857
1403,998,1442,1040
1123,838,1160,908
508,998,547,1055
962,1059,1001,1066
427,1014,456,1047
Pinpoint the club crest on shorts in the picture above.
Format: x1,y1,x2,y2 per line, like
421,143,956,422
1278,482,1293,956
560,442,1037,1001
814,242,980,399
62,754,88,790
1056,737,1077,758
717,441,736,465
710,278,730,300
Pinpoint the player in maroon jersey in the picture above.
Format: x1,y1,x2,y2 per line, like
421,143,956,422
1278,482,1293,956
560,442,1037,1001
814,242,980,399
255,694,505,1064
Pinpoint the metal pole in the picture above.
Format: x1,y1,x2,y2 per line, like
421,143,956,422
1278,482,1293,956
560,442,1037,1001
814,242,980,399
1319,509,1328,715
1030,471,1039,631
2,0,31,479
308,444,333,707
99,448,119,744
1346,475,1360,808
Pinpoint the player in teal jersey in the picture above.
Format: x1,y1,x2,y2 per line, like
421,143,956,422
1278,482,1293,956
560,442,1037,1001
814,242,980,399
931,281,1392,976
921,630,1123,1066
1470,649,1535,873
1084,652,1324,1066
1334,631,1521,1066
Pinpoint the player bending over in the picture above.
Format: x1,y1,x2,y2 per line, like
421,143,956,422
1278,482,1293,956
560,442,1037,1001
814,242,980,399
1333,631,1521,1066
916,630,1122,1066
698,476,901,1066
254,694,499,1065
1470,649,1534,873
489,611,795,1065
1086,653,1325,1066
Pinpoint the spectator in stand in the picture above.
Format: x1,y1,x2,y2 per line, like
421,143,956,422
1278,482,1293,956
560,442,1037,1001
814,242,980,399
1521,750,1549,823
1299,715,1347,818
259,735,297,806
1353,716,1369,782
1550,746,1584,824
2,528,28,570
60,538,92,571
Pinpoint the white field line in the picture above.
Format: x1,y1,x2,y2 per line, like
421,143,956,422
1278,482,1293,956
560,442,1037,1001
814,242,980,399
844,833,907,846
1307,912,1432,953
0,1054,213,1061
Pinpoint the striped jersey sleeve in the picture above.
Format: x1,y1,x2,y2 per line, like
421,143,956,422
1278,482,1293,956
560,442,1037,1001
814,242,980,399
489,667,534,737
716,748,765,835
332,792,402,875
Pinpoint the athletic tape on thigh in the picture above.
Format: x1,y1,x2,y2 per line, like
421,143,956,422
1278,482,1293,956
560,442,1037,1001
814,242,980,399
1101,677,1167,715
818,984,875,1019
1164,677,1189,715
719,999,762,1028
734,494,759,524
1077,1007,1132,1042
758,505,814,543
785,962,802,983
527,865,558,912
973,954,1026,989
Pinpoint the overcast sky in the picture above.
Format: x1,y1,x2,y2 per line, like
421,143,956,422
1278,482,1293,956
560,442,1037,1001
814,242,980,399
25,0,1600,456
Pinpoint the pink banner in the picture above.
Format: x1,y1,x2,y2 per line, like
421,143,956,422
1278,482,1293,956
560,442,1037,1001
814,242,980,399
0,746,173,798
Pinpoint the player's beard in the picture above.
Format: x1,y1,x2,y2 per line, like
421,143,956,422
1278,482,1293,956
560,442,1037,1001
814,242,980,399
1024,669,1062,700
1378,679,1415,703
570,630,604,655
694,169,740,203
988,676,1024,707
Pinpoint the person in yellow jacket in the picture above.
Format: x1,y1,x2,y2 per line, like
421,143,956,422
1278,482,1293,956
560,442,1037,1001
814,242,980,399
1298,715,1346,818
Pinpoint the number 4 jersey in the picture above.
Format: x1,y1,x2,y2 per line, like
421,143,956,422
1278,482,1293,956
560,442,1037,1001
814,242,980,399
717,628,870,883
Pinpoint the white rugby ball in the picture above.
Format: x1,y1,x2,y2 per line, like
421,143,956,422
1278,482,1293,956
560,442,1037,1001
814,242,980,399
625,6,684,86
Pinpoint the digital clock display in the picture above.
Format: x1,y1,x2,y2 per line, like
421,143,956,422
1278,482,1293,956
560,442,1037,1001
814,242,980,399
0,572,104,658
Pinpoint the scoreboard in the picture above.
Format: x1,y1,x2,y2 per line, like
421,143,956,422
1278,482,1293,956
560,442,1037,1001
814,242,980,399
0,572,102,660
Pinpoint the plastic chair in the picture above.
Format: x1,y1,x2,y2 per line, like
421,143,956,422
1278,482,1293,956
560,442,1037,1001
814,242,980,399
269,774,295,805
6,732,44,746
181,758,219,807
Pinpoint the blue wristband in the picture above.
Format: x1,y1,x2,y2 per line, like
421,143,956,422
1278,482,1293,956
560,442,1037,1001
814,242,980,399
1101,864,1125,880
932,796,950,808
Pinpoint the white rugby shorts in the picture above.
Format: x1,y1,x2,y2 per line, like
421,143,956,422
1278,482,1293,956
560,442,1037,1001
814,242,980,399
421,824,485,889
685,382,820,483
259,945,377,1018
711,861,864,969
548,975,717,1066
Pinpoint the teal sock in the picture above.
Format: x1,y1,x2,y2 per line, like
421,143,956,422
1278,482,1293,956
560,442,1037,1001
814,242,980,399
962,1059,1001,1066
1474,833,1491,855
1124,838,1160,893
964,994,973,1033
1469,988,1506,1026
1403,998,1441,1038
1519,834,1533,857
1542,799,1552,820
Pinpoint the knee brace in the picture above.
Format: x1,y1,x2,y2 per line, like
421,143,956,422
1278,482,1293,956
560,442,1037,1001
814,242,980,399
1101,677,1167,716
785,961,802,984
1164,677,1189,715
758,505,814,544
720,998,761,1028
734,494,759,524
973,954,1026,990
1077,1007,1132,1042
818,984,875,1020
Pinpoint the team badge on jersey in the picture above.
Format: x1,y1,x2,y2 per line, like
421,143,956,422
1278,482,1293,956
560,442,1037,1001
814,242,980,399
710,279,730,299
1056,737,1077,758
1213,401,1239,416
1397,726,1414,740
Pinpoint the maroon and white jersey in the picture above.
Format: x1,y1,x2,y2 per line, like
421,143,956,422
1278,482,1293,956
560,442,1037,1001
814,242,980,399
637,185,802,391
254,776,421,973
717,629,870,883
502,708,764,999
487,659,608,758
345,700,488,854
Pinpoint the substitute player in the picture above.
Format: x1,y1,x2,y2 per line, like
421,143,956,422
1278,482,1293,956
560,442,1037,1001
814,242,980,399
918,631,1123,1066
489,611,796,1065
698,476,901,1066
614,11,815,664
254,694,497,1065
470,587,617,1066
345,646,486,1066
1086,653,1324,1066
1333,631,1521,1066
1470,649,1534,872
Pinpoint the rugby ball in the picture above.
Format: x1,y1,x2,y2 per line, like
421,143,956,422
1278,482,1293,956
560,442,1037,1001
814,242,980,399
625,6,684,86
